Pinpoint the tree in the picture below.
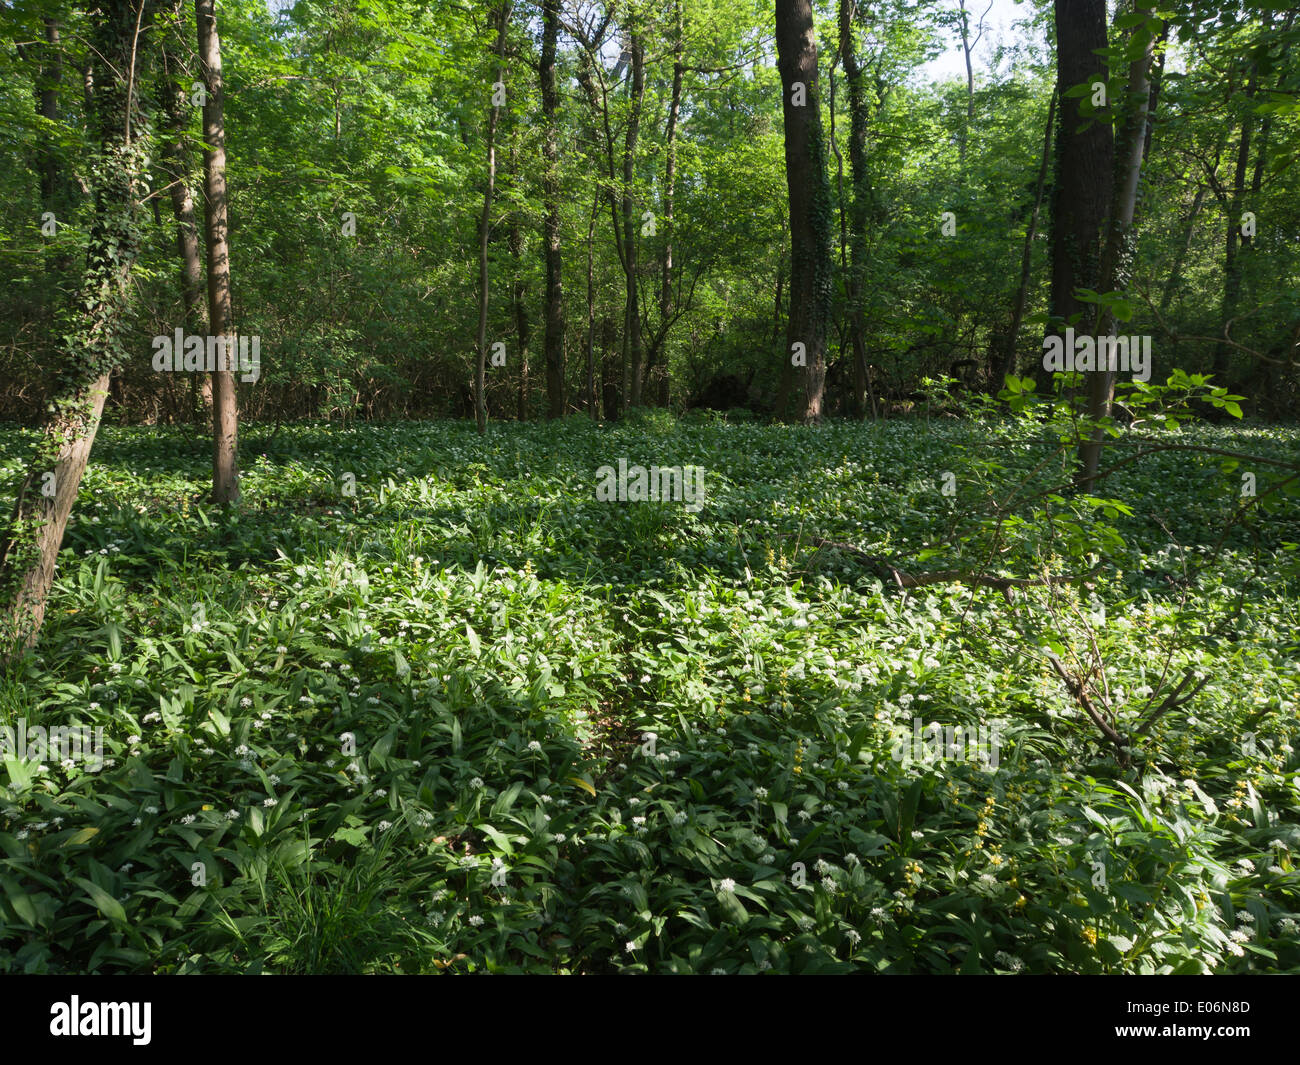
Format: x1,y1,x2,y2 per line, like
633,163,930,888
196,0,239,503
1043,0,1112,403
539,0,566,419
475,2,511,435
775,0,833,422
1076,5,1159,489
837,0,877,418
0,0,155,656
160,0,209,421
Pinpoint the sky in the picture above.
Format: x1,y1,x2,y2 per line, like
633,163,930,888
918,0,1040,83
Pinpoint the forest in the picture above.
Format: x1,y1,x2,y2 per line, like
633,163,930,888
0,0,1297,980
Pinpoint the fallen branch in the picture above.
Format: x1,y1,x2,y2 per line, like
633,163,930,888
798,536,1102,595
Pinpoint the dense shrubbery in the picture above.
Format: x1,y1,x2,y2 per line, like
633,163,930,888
0,414,1297,973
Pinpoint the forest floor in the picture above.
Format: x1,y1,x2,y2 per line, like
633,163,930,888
0,413,1297,973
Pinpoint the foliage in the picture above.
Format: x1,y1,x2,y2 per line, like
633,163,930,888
0,414,1296,973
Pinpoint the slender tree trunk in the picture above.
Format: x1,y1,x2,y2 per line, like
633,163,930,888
647,42,683,409
839,0,876,418
36,18,62,209
586,186,599,419
475,3,510,434
622,25,645,408
196,0,239,504
161,0,209,422
0,0,153,656
1158,182,1207,315
997,89,1055,388
1077,6,1158,489
509,221,531,421
775,0,833,422
540,0,566,419
1041,0,1113,396
958,0,976,165
1212,62,1259,382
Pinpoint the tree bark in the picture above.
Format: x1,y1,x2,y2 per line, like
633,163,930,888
0,0,153,656
540,0,566,419
509,220,531,421
585,185,600,419
839,0,876,418
196,0,239,503
1212,58,1260,382
160,0,210,422
775,0,833,422
997,89,1055,389
1076,6,1158,490
622,24,645,407
1042,0,1112,396
475,3,510,434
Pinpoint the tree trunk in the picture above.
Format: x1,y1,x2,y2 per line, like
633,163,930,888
540,0,566,419
839,0,876,418
0,0,153,656
1212,61,1259,383
1076,6,1158,490
776,0,833,422
196,0,239,504
161,0,210,423
475,3,510,434
36,18,62,210
997,89,1055,389
1042,0,1113,396
586,185,600,419
622,26,645,408
509,221,531,421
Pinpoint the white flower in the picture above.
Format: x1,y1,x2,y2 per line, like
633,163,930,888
180,814,197,824
468,915,484,927
755,787,769,800
469,777,484,789
625,941,636,954
718,878,736,893
377,820,393,832
527,740,542,752
263,798,277,808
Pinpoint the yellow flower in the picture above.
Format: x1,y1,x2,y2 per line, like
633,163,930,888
1082,927,1097,946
